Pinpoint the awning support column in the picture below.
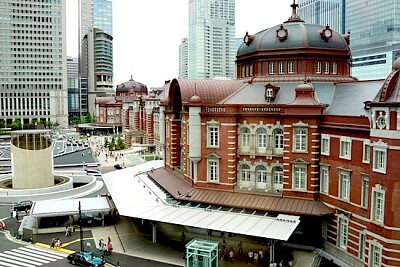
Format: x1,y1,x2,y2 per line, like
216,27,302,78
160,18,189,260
150,221,157,243
207,229,212,241
270,239,276,263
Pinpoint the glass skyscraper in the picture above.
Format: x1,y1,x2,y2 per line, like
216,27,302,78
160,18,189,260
0,0,68,128
80,0,113,38
298,0,345,34
80,0,113,116
188,0,236,80
346,0,400,80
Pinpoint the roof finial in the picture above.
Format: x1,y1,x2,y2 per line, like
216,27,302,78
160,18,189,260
285,0,304,23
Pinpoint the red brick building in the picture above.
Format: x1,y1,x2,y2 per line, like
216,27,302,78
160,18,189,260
94,76,160,147
149,3,400,267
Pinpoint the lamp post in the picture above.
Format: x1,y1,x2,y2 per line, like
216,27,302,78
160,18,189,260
78,201,84,251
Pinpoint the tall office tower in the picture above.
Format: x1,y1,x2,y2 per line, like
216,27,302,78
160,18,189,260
179,38,189,79
67,57,81,120
0,0,68,128
188,0,236,80
80,0,113,116
297,0,345,34
347,0,400,80
80,0,113,39
81,28,113,116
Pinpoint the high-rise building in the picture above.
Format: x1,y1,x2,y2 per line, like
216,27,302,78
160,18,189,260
67,57,81,120
297,0,345,34
0,0,68,128
188,0,236,80
179,38,189,79
80,0,113,39
346,0,400,80
81,28,114,116
80,0,113,116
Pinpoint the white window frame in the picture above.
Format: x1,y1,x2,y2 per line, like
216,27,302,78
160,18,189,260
240,164,251,182
320,165,329,194
338,169,351,201
288,61,294,73
273,167,283,185
339,137,352,160
166,120,170,138
371,184,385,224
372,142,387,174
369,241,382,267
332,62,338,74
278,62,285,74
269,62,275,74
321,134,330,156
266,88,273,97
316,61,322,73
363,140,370,164
256,165,267,183
274,128,284,150
292,164,307,190
207,158,219,182
241,127,250,148
359,231,366,260
293,128,307,152
324,62,329,74
207,122,219,148
338,215,348,249
257,129,267,149
361,174,369,208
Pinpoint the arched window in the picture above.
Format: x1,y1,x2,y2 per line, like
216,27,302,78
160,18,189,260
241,128,250,147
256,165,267,183
274,128,284,149
273,167,283,185
241,164,251,182
257,128,267,149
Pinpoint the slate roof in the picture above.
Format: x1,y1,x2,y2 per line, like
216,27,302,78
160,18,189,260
324,80,384,116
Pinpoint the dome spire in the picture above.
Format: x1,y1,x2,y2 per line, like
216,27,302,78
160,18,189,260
285,0,304,23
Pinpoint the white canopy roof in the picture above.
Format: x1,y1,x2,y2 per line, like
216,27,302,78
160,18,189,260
103,161,300,241
31,197,111,217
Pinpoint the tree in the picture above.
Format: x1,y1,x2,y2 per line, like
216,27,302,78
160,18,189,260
116,136,126,150
10,119,22,130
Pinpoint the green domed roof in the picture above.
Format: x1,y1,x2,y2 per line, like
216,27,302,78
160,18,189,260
237,22,350,57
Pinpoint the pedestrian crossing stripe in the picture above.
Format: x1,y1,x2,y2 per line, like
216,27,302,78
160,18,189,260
0,245,67,267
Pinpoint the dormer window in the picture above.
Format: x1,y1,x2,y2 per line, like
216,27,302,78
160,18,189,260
264,84,280,101
266,88,273,97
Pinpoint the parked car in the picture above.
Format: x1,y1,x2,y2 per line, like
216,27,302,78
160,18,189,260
13,200,33,212
113,164,123,170
67,251,104,267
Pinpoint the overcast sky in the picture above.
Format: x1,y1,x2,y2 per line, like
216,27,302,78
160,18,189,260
66,0,293,88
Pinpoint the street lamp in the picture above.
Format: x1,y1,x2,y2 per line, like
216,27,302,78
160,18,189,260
78,201,84,252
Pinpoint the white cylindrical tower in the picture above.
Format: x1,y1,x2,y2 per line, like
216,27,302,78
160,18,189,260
11,130,54,189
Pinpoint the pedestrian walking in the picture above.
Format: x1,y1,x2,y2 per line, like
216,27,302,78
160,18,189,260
247,250,254,265
254,251,259,264
259,248,264,264
50,237,55,249
181,231,186,244
238,240,243,254
229,248,234,263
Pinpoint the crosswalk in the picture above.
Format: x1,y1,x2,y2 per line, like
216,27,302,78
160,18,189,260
0,245,67,267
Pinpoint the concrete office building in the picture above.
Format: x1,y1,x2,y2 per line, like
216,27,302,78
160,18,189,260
179,38,189,79
298,0,345,34
80,0,113,116
0,0,68,128
346,0,400,80
188,0,236,80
